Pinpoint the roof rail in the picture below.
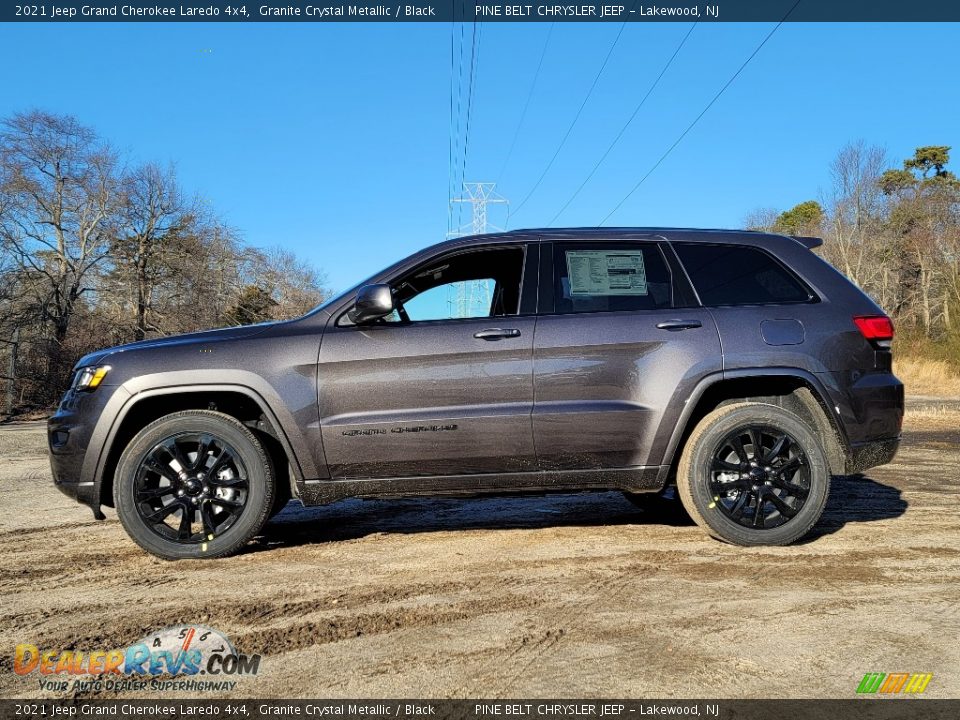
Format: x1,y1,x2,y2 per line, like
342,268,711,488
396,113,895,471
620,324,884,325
791,235,823,250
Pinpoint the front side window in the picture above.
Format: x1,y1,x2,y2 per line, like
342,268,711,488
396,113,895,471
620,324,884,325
387,246,525,323
672,242,813,306
553,242,673,314
402,278,497,322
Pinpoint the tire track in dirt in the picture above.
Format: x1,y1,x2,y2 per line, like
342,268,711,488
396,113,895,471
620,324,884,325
461,559,654,698
0,578,542,674
4,416,960,699
231,593,543,656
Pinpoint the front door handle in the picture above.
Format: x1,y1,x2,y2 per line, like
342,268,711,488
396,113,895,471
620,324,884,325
474,328,521,340
656,319,703,331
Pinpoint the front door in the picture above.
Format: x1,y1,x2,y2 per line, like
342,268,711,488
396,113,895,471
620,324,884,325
533,240,722,471
318,244,538,479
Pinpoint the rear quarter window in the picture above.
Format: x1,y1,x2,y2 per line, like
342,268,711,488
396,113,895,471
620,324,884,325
672,242,813,306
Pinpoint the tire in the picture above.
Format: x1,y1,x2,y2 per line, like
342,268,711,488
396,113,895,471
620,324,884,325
677,402,829,546
114,410,275,560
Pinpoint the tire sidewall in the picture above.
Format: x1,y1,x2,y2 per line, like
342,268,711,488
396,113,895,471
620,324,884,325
683,404,829,546
115,411,274,560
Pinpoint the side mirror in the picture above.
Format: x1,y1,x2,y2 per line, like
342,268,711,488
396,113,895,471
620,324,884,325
348,284,394,325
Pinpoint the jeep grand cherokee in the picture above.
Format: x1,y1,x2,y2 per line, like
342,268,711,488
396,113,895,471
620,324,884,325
49,228,904,559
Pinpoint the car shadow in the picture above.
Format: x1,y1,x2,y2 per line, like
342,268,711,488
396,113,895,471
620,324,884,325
248,475,907,553
803,474,908,541
250,491,693,553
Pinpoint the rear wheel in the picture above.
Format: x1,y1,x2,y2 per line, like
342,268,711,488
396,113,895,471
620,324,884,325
114,410,275,560
677,402,829,546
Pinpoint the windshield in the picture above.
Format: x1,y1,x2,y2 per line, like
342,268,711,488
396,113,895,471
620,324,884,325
305,240,467,317
304,251,414,317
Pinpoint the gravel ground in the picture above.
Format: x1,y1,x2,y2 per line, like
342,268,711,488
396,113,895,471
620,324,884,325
1,402,958,699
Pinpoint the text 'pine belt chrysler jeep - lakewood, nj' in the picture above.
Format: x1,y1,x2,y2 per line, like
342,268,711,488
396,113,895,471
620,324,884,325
49,228,904,559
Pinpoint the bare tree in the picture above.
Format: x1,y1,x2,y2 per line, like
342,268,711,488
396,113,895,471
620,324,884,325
741,207,779,231
113,163,193,340
242,246,329,319
0,111,118,351
825,141,888,293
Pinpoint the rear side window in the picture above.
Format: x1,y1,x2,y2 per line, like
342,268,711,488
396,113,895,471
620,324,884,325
553,243,673,314
673,243,812,306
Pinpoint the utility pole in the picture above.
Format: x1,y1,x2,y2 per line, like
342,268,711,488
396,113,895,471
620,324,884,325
448,182,509,317
4,328,19,416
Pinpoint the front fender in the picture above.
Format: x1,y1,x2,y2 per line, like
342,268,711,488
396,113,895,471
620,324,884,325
85,370,323,511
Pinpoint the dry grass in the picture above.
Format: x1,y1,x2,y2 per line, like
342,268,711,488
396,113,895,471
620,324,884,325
903,405,960,431
895,357,960,397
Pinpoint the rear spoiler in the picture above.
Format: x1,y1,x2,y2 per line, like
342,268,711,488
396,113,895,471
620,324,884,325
790,235,823,250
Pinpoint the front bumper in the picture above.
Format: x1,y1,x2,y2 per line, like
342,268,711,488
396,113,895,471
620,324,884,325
48,384,124,510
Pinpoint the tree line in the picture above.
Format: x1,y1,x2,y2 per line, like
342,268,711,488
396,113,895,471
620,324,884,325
3,118,957,414
0,111,329,412
746,142,960,356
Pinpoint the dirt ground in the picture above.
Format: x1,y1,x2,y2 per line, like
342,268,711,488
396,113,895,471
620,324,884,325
2,399,959,700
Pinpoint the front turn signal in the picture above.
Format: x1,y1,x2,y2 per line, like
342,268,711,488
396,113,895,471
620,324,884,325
73,365,111,392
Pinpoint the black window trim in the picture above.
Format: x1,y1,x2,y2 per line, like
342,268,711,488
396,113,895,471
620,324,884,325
669,240,820,308
334,242,534,328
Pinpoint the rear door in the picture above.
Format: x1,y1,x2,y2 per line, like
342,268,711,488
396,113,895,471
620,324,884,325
533,239,722,471
318,243,539,479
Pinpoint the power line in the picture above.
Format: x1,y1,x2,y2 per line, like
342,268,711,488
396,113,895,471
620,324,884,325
599,1,801,226
446,21,458,234
508,21,631,223
547,22,698,226
456,21,482,233
447,18,468,235
496,23,555,183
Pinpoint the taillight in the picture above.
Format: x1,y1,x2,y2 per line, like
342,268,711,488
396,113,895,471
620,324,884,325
854,315,894,344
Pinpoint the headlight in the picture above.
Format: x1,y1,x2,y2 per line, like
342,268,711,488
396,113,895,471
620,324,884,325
73,365,111,392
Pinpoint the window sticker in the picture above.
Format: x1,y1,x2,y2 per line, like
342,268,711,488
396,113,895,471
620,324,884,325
566,250,648,296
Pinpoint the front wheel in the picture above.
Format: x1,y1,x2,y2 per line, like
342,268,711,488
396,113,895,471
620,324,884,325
114,410,275,560
677,402,829,546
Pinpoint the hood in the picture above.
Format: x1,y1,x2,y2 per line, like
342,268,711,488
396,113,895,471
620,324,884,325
74,322,277,370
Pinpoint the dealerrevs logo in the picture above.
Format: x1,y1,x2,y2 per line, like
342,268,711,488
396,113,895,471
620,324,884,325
14,625,260,693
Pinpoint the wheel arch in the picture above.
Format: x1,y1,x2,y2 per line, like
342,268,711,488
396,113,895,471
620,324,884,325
94,384,303,509
661,369,848,479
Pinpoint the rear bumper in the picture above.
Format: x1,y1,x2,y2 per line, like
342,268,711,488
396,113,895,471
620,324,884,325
845,436,900,475
817,369,904,437
814,369,902,474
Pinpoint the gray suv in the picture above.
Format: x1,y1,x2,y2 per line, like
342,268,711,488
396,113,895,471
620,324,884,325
49,228,904,559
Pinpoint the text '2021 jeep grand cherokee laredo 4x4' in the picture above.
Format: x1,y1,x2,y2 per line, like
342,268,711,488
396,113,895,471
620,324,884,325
49,228,904,559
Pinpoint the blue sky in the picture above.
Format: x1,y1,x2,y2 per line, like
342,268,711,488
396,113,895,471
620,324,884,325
1,22,957,291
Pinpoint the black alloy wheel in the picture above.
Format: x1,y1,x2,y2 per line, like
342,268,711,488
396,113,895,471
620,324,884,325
708,425,810,530
115,410,275,560
133,433,249,543
677,402,830,546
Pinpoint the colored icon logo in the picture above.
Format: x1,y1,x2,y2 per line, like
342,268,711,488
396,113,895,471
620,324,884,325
857,673,933,694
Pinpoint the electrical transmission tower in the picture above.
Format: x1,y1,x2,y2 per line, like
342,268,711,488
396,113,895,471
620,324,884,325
449,182,508,237
447,182,509,317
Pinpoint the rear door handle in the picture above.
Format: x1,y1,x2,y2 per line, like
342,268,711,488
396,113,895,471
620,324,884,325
656,319,703,331
474,328,521,340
